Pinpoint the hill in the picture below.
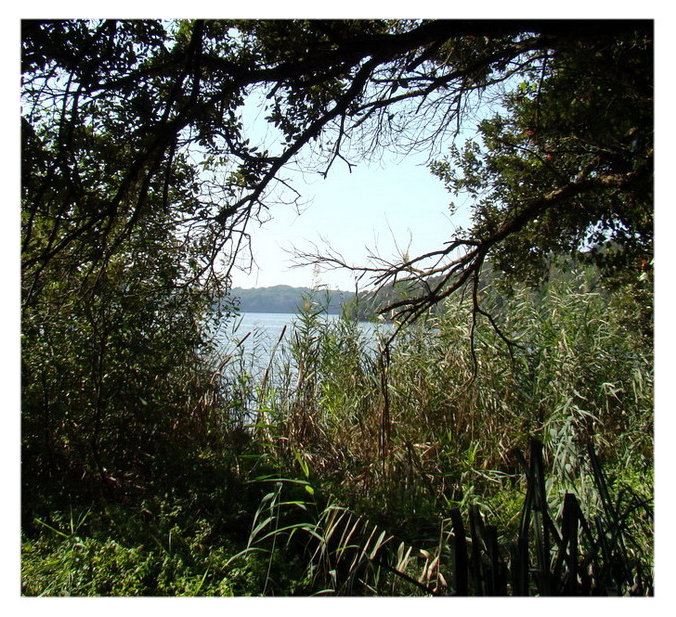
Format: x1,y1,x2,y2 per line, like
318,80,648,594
231,285,353,314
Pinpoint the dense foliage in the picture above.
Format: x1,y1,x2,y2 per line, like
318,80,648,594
22,270,653,595
432,31,652,283
21,19,652,596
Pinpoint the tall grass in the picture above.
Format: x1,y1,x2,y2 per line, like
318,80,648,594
234,271,652,547
238,437,652,595
23,269,652,596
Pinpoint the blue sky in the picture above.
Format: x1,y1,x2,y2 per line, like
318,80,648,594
229,147,470,291
229,81,476,292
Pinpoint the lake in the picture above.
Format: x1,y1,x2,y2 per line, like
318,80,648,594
213,312,390,371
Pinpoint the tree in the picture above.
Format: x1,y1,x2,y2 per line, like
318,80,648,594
293,21,653,334
427,27,653,318
21,22,653,485
22,20,652,312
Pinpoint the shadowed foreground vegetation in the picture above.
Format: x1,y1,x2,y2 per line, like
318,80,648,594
22,267,653,596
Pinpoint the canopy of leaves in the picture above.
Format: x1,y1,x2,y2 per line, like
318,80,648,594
22,19,652,312
431,30,652,287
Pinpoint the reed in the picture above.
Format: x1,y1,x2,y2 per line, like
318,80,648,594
243,439,652,595
223,270,652,594
241,273,651,528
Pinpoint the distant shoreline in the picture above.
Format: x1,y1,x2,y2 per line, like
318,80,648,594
230,285,353,315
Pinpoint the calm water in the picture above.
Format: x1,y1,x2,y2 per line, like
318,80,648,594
211,312,393,422
214,312,389,369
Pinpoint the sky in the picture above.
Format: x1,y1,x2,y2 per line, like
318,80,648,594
228,82,476,292
228,146,470,292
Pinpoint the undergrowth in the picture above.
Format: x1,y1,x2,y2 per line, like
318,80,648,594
22,269,653,596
